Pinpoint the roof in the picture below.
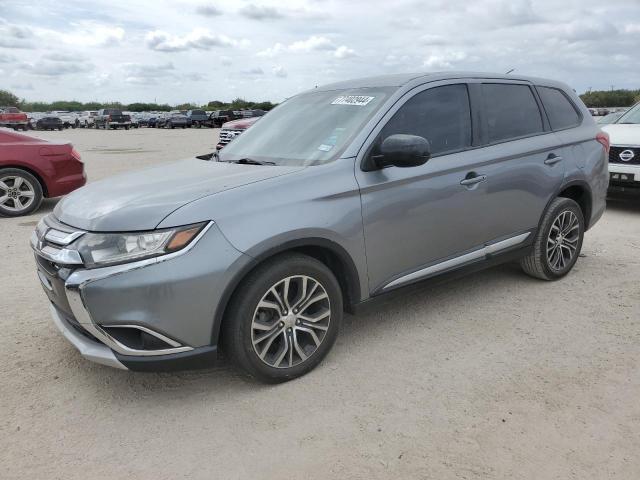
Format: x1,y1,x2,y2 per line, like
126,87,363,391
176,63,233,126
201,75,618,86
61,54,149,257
314,71,566,91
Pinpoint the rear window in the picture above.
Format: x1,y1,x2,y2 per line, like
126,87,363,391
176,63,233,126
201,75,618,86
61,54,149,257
482,83,544,143
191,110,206,115
537,86,581,130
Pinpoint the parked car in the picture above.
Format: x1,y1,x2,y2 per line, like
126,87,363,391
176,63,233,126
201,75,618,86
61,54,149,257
187,110,209,128
601,101,640,192
159,113,189,129
146,116,159,128
125,112,141,128
30,72,608,382
216,117,260,150
78,111,98,128
209,110,240,128
94,109,132,130
596,111,625,125
51,111,79,129
0,107,29,130
36,116,64,131
0,130,85,216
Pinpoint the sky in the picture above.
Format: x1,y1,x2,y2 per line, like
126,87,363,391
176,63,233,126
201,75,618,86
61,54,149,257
0,0,639,105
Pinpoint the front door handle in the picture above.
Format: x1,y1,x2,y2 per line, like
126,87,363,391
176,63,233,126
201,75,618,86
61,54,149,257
544,153,563,165
460,174,487,186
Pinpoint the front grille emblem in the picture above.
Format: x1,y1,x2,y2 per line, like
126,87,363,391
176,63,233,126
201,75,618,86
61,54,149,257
619,149,635,162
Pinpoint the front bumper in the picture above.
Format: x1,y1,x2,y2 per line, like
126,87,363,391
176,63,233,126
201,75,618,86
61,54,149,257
33,216,250,370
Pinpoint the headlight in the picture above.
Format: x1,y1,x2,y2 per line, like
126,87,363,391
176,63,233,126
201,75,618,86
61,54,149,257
74,223,206,268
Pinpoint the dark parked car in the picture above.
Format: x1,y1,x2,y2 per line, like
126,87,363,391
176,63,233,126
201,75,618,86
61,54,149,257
36,116,64,131
30,72,608,382
209,110,241,128
187,110,209,128
159,113,189,129
0,129,85,216
94,109,132,130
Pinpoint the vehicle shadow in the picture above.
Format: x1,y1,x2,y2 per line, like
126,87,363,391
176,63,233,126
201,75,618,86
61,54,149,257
77,260,526,400
606,193,640,213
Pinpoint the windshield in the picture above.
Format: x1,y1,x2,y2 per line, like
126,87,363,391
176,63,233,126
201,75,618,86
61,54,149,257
220,87,395,166
615,102,640,124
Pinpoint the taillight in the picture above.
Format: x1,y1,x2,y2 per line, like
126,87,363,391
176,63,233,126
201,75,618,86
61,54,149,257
71,147,82,162
596,131,610,155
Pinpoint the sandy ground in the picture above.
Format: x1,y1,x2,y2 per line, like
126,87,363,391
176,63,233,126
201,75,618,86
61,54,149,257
1,127,639,479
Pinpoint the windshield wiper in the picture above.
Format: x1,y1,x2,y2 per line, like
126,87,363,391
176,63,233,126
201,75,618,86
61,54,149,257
618,122,638,124
222,158,276,166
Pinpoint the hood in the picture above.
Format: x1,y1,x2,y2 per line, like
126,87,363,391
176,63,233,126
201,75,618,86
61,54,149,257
54,158,303,231
222,117,260,130
601,124,640,146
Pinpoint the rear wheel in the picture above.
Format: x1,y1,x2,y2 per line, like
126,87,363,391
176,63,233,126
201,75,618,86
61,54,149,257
223,253,342,383
0,168,43,217
520,197,584,280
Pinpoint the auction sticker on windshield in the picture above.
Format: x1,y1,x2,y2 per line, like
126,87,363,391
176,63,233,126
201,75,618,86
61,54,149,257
331,95,375,106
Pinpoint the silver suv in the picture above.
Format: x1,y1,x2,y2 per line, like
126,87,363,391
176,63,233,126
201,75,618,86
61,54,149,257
32,72,609,382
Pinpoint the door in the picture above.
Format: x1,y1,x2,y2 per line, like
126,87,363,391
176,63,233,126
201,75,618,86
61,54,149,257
355,81,566,294
356,82,491,293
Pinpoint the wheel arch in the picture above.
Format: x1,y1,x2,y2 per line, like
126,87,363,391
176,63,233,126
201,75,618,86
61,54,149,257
556,180,593,229
211,237,361,345
0,164,49,197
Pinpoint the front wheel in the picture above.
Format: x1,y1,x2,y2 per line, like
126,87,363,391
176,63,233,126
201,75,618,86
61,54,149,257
520,197,584,280
223,253,342,383
0,168,44,217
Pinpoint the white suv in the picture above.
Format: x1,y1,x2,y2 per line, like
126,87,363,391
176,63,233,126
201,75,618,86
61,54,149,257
601,101,640,192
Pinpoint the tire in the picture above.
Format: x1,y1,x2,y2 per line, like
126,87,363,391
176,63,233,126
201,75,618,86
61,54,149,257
520,197,584,280
0,168,44,217
125,126,130,130
223,253,343,383
57,127,63,131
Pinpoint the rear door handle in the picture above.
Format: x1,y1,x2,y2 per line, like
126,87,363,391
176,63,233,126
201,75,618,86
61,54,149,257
460,174,487,186
544,153,563,165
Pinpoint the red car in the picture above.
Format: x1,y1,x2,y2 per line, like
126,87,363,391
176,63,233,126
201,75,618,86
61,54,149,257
0,129,86,217
216,116,261,150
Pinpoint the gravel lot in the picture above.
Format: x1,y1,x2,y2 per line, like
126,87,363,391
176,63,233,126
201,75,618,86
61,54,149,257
1,127,639,479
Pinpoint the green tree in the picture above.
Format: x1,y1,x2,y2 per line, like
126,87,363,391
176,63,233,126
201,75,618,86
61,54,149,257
0,89,20,107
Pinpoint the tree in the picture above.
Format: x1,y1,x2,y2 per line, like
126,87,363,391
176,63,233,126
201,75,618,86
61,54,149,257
579,89,640,108
0,89,20,107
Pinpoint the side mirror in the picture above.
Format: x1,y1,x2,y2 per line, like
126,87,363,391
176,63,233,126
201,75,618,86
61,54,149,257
370,134,431,170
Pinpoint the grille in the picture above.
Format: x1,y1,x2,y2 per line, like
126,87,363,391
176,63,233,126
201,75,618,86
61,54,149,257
609,146,640,165
218,129,243,146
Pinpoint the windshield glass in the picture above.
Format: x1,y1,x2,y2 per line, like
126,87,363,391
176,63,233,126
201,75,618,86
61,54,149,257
219,87,395,166
615,102,640,124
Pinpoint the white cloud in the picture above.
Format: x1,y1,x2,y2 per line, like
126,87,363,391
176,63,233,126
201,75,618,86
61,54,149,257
273,65,287,77
239,4,284,20
220,56,232,66
146,28,241,52
289,36,335,52
196,4,223,17
334,46,356,59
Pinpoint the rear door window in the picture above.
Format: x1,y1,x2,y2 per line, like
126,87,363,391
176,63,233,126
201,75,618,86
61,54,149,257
481,83,544,143
537,86,581,130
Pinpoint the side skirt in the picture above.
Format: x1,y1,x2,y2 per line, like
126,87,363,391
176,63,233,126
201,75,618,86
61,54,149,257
351,244,533,316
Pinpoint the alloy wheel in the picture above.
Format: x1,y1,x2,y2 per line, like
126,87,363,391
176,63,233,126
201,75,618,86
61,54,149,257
546,210,580,272
251,275,331,369
0,175,36,213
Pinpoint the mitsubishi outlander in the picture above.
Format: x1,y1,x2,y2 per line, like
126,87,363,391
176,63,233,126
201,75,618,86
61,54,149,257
31,72,609,382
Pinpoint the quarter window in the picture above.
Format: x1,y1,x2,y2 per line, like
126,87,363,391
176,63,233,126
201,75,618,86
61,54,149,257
482,83,544,143
537,86,581,130
378,84,472,156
